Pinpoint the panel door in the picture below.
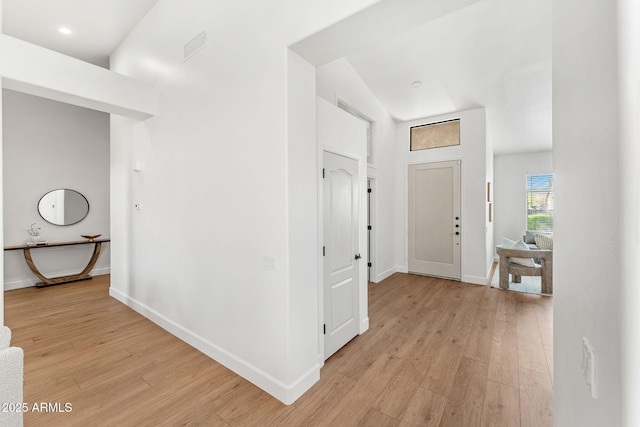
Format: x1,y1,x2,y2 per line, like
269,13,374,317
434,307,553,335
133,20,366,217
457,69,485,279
408,160,461,280
323,151,360,360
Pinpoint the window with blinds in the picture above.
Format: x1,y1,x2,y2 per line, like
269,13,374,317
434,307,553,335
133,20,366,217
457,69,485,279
527,174,554,231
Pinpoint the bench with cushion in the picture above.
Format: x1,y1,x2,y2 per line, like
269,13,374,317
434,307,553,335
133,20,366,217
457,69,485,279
496,245,553,294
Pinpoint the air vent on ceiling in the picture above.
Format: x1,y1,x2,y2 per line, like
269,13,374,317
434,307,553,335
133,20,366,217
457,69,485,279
184,31,207,62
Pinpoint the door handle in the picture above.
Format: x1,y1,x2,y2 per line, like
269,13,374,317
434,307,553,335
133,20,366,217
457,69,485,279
355,254,362,260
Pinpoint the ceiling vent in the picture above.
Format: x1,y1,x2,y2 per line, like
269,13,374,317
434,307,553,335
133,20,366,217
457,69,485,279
184,31,207,62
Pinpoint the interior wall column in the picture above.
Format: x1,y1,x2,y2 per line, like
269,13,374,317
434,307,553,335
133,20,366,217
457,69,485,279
0,0,5,325
0,80,4,326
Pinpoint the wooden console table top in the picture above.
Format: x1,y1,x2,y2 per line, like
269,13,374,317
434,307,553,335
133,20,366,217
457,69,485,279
4,238,110,251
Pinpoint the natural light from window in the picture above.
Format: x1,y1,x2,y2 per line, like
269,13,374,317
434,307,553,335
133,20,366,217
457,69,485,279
527,174,554,231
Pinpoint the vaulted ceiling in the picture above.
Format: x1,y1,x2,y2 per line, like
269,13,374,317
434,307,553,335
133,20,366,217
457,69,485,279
345,0,551,154
2,0,551,154
1,0,158,66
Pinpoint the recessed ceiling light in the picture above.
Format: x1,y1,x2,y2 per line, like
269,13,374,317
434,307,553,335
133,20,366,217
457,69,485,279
58,27,72,35
411,81,423,89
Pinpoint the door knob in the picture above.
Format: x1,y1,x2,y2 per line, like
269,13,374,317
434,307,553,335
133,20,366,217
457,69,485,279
355,254,362,260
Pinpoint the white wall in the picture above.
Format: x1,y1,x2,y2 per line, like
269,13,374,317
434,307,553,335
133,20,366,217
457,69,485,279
0,0,4,324
553,0,621,424
396,108,491,285
0,50,3,325
286,50,321,387
316,58,397,282
3,89,110,290
109,0,320,404
618,0,640,424
493,151,552,250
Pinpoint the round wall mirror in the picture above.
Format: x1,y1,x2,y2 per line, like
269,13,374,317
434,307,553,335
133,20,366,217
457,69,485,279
38,189,89,226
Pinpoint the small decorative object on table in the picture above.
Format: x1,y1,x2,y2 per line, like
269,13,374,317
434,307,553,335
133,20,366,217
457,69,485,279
26,223,46,246
81,234,102,242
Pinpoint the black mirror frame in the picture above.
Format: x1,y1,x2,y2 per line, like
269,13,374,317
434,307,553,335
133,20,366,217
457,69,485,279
38,189,90,226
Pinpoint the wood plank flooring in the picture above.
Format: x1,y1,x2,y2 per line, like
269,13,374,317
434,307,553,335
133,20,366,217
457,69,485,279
4,272,553,426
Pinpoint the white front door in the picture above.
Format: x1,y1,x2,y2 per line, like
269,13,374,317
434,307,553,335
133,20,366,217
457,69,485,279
323,151,360,360
408,160,461,280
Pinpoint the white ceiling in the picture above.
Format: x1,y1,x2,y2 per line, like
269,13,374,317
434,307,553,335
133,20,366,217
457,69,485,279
1,0,158,66
1,0,551,154
344,0,551,154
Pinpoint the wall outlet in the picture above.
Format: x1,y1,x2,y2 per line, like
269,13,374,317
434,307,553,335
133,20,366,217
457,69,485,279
582,337,598,398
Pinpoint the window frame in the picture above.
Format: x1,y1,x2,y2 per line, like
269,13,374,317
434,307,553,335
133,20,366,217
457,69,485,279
526,173,554,232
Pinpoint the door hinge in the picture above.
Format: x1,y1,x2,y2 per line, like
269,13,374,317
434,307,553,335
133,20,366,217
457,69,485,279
367,225,372,230
323,324,326,335
367,188,372,193
368,262,372,267
322,168,325,178
323,246,325,256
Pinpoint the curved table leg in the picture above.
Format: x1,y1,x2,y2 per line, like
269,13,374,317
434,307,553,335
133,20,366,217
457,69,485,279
23,242,103,288
23,248,52,285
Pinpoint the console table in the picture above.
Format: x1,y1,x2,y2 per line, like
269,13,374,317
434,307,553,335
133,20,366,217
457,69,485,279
4,239,110,288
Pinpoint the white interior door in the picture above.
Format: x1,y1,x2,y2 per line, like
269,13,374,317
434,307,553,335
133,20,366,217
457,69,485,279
323,151,360,360
408,160,461,280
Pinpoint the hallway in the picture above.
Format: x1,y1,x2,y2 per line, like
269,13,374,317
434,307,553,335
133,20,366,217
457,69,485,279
5,273,552,426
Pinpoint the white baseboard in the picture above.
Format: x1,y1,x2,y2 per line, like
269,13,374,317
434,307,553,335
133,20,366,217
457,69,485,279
286,364,321,405
360,317,369,334
109,287,320,405
375,266,397,283
4,278,37,291
462,274,487,286
373,265,489,286
4,267,111,291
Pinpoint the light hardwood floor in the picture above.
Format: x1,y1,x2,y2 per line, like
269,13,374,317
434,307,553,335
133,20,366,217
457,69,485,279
5,272,553,426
